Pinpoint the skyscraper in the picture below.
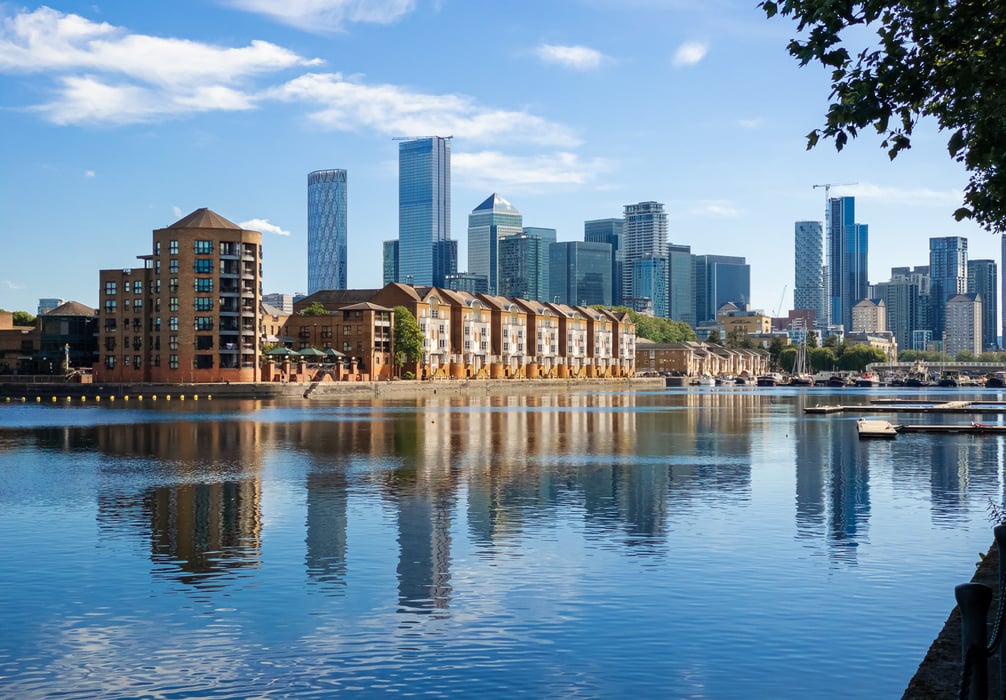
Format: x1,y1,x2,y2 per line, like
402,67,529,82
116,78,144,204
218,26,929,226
631,255,668,318
467,193,523,294
307,169,347,293
794,220,825,326
622,202,668,312
549,241,612,306
667,243,695,326
967,258,997,350
929,236,968,341
873,266,929,353
692,255,751,324
499,233,548,301
382,240,399,286
827,197,868,331
584,218,624,306
398,136,451,286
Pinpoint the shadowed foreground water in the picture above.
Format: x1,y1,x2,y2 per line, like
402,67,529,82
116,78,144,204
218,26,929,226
0,387,1003,698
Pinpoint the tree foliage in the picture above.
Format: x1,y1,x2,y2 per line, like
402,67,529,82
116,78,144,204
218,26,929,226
761,0,1006,231
603,306,696,343
838,344,888,371
300,301,329,317
392,305,424,375
12,311,35,326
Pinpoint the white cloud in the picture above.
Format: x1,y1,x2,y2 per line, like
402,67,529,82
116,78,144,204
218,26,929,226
534,44,606,70
2,280,26,289
172,206,183,218
738,118,764,129
271,73,580,146
84,169,95,177
223,0,416,32
0,7,318,124
452,150,608,190
240,218,292,236
691,199,740,217
842,182,963,206
672,40,708,67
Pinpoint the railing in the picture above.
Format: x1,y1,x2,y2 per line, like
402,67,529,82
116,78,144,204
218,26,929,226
957,524,1006,699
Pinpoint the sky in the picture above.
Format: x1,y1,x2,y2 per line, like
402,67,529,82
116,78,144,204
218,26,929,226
0,0,998,320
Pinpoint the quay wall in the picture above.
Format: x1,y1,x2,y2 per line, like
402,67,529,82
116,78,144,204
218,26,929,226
0,377,666,401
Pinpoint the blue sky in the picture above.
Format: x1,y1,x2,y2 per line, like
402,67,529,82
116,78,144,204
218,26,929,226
0,0,996,318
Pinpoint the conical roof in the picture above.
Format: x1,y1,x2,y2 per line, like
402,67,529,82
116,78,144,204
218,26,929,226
472,193,518,213
166,208,242,230
45,301,96,316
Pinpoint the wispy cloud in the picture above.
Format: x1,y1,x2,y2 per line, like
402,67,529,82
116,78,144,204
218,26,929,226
84,169,95,177
691,199,740,218
737,118,764,129
271,73,580,146
672,40,708,67
842,183,963,206
240,218,292,236
0,7,319,124
534,44,606,71
223,0,415,33
453,150,608,190
171,206,183,218
2,279,26,290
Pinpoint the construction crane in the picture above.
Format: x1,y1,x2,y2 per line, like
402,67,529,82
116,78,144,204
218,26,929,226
772,284,788,317
812,182,857,201
392,135,454,141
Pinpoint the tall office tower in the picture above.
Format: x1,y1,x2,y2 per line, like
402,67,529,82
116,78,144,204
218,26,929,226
667,244,694,325
433,239,458,287
523,226,557,300
873,266,930,353
622,202,668,306
692,254,751,325
382,240,399,286
929,236,968,341
827,197,869,331
630,255,669,318
968,259,998,350
467,193,523,294
398,136,451,286
498,233,548,301
945,293,982,357
794,220,825,326
1002,234,1006,345
307,169,347,293
549,241,612,306
584,218,624,306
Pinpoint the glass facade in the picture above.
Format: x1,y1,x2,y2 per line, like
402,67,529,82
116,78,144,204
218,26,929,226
929,235,968,339
399,137,451,286
467,193,523,294
499,234,548,301
433,239,458,288
630,255,669,318
621,202,668,308
667,243,694,325
584,219,623,307
827,197,868,331
967,259,997,350
794,220,825,326
692,254,750,324
307,169,347,294
382,240,399,286
549,241,612,307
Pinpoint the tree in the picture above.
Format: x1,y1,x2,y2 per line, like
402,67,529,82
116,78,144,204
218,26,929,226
392,305,423,378
300,301,328,317
706,329,722,346
810,346,838,372
806,331,818,349
778,345,797,373
12,311,35,326
761,0,1006,231
838,344,887,371
768,336,788,368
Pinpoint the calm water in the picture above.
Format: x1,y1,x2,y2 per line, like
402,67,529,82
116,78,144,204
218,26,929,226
1,387,1004,698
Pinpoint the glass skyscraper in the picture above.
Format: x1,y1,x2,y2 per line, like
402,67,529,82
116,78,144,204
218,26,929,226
667,243,694,325
622,202,668,306
467,193,523,294
692,254,750,324
794,220,825,326
549,241,612,307
307,169,347,294
631,255,669,318
967,258,996,350
399,137,451,286
499,233,548,301
929,236,968,340
584,218,624,307
382,240,398,286
827,196,868,331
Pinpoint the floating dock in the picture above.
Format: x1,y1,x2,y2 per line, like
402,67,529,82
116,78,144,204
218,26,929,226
805,400,1006,415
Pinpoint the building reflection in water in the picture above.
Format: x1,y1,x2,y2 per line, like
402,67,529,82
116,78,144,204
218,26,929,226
94,418,264,587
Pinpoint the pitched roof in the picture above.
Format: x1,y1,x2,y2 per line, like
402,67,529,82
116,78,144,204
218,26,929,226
45,301,96,317
472,192,519,213
342,302,392,311
295,288,382,310
166,208,242,230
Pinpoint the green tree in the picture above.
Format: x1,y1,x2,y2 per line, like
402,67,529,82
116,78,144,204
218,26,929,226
706,329,722,345
778,345,797,373
806,331,818,348
768,336,788,368
392,305,423,377
838,344,887,371
760,0,1006,231
300,301,328,317
822,333,839,349
810,346,838,372
2,309,36,326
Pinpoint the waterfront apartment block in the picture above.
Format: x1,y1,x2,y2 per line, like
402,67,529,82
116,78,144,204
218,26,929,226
635,340,769,378
94,208,263,383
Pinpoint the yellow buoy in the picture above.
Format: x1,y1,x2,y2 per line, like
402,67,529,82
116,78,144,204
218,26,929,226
193,394,199,400
81,396,86,402
179,395,185,401
151,395,157,401
109,396,115,402
165,395,171,401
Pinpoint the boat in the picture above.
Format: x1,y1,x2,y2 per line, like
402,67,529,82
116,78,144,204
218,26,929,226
756,372,784,387
857,418,899,439
789,341,815,386
827,374,852,387
987,372,1006,388
905,376,933,388
735,373,753,386
854,373,880,387
691,375,715,386
715,375,735,386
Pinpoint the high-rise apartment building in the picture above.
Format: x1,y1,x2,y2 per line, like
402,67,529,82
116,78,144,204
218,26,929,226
929,236,968,341
549,241,612,307
95,208,262,383
630,255,668,318
584,218,624,307
307,169,347,293
945,293,982,357
692,255,750,325
467,193,523,294
968,258,998,351
827,197,868,331
872,266,929,353
794,220,825,326
398,136,451,286
621,202,668,309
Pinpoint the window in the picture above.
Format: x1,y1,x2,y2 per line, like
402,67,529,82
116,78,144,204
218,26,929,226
194,259,213,274
169,240,178,255
153,354,160,367
155,241,161,255
503,342,510,352
123,355,131,368
343,325,351,335
169,298,179,312
169,336,179,350
105,356,115,369
104,281,117,295
194,240,213,255
343,341,351,352
133,281,143,295
169,278,179,293
195,297,213,311
105,337,116,351
195,278,213,292
153,317,161,331
464,340,471,350
169,317,178,331
154,261,161,274
195,317,213,330
169,354,179,369
133,298,142,309
169,259,179,274
104,300,117,313
153,279,160,294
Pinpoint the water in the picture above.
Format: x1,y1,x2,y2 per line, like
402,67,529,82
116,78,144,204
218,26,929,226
0,387,1003,698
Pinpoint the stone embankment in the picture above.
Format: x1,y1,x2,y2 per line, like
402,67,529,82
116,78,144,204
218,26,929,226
0,377,665,402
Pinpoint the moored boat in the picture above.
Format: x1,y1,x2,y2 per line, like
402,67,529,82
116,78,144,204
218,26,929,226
857,418,899,439
756,373,784,387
